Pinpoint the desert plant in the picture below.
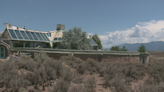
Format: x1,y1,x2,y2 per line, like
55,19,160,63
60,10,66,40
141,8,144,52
61,66,74,83
85,76,97,92
52,79,70,92
68,84,87,92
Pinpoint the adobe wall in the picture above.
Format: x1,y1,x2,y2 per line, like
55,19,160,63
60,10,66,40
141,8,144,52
101,55,140,62
18,51,149,63
45,53,142,63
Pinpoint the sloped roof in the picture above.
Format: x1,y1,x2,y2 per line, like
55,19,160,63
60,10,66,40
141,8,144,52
3,23,64,42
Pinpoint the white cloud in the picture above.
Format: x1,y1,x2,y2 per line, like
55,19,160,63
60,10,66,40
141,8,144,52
100,20,164,48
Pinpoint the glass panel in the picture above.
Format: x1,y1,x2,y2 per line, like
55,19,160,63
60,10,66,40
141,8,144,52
25,31,34,40
42,33,49,41
58,38,61,40
49,33,51,37
36,32,43,41
14,30,23,39
47,33,49,37
8,29,17,39
31,32,39,40
54,38,58,40
40,33,46,41
1,53,3,57
20,31,29,40
1,47,4,52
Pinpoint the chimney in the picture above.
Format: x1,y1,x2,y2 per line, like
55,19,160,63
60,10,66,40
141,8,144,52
23,26,25,29
61,25,65,30
57,24,61,31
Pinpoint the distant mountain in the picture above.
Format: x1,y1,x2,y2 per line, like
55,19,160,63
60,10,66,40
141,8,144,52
119,41,164,51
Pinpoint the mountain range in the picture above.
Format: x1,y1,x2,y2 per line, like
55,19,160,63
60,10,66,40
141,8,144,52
104,41,164,51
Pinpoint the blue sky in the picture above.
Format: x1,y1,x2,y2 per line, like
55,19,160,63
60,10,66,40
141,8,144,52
0,0,164,48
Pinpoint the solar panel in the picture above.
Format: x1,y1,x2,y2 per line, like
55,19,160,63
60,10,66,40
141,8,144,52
35,32,43,41
30,32,39,40
25,31,34,40
20,31,29,40
8,29,17,39
14,30,23,39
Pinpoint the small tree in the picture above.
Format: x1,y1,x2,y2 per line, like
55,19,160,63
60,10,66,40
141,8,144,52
92,34,103,50
58,27,92,50
120,46,128,51
138,44,146,53
110,46,120,51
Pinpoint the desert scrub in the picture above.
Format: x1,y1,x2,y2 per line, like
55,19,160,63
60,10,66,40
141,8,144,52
60,55,87,74
146,60,164,84
86,58,98,74
51,79,70,92
124,62,146,83
85,76,97,92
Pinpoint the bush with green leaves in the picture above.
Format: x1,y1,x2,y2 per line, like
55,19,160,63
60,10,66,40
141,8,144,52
110,46,128,51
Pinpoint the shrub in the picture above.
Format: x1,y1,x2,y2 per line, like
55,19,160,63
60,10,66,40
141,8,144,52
61,66,74,83
60,55,87,74
68,84,87,92
85,76,97,92
72,74,84,84
52,79,70,92
86,58,98,74
146,60,164,84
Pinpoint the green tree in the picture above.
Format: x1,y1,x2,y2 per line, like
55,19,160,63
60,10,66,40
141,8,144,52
58,27,92,50
120,46,128,51
110,46,120,51
92,34,103,50
138,44,146,52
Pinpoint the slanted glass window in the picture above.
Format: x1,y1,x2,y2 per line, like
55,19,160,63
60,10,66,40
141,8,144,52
42,33,50,41
25,31,34,40
58,38,61,40
14,30,23,39
47,33,51,37
30,32,39,40
36,32,43,41
8,29,17,39
49,33,51,37
40,33,46,41
20,31,29,40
